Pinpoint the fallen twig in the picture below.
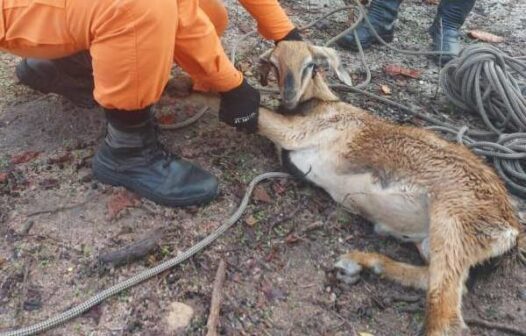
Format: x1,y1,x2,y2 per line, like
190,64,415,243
26,195,94,217
97,228,164,267
465,317,526,336
16,260,32,324
390,293,421,303
206,259,227,336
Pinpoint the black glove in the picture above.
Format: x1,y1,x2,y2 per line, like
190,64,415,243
275,28,303,44
219,78,260,133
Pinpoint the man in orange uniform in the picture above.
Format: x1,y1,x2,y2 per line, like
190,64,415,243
1,0,301,207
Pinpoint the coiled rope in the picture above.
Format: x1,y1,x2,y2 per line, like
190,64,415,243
436,45,526,194
441,45,526,133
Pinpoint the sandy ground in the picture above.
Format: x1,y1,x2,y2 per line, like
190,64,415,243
1,0,525,335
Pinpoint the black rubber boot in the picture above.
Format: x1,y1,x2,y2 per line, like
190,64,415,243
15,51,97,108
337,0,403,51
429,0,476,66
92,108,218,207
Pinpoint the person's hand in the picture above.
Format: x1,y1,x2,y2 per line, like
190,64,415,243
276,28,303,44
219,78,260,133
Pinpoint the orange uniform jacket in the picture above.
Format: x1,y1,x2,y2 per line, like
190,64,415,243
0,0,294,110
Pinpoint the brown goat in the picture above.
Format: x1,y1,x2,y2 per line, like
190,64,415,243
256,41,525,336
180,41,525,336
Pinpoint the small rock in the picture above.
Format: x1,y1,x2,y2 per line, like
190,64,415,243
165,302,194,333
519,288,526,301
329,292,337,303
380,84,392,95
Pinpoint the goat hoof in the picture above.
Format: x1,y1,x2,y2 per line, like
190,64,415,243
334,258,362,285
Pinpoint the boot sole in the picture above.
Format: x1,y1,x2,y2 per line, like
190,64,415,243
92,162,219,208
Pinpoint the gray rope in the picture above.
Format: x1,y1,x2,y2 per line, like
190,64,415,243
440,44,526,133
437,45,526,195
0,172,290,336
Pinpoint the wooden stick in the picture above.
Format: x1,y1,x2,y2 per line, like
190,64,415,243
97,229,164,267
206,259,227,336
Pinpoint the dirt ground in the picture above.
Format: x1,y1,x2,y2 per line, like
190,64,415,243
1,0,525,335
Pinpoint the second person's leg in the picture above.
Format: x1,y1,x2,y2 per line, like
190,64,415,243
429,0,476,65
337,0,404,51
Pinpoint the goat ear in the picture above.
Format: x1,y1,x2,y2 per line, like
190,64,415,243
308,45,353,87
258,49,274,87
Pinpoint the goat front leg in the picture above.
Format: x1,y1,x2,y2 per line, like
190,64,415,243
257,108,316,150
259,108,344,150
181,93,317,150
180,92,326,150
335,250,429,290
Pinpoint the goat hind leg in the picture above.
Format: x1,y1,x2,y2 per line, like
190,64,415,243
424,255,469,336
424,211,471,336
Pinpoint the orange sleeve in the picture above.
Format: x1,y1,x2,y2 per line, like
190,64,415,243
173,0,243,93
238,0,295,41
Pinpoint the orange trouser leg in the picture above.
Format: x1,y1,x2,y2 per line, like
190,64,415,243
0,0,79,59
238,0,294,40
0,0,177,111
199,0,228,37
173,0,242,93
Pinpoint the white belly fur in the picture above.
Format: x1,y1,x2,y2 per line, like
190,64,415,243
289,148,429,242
